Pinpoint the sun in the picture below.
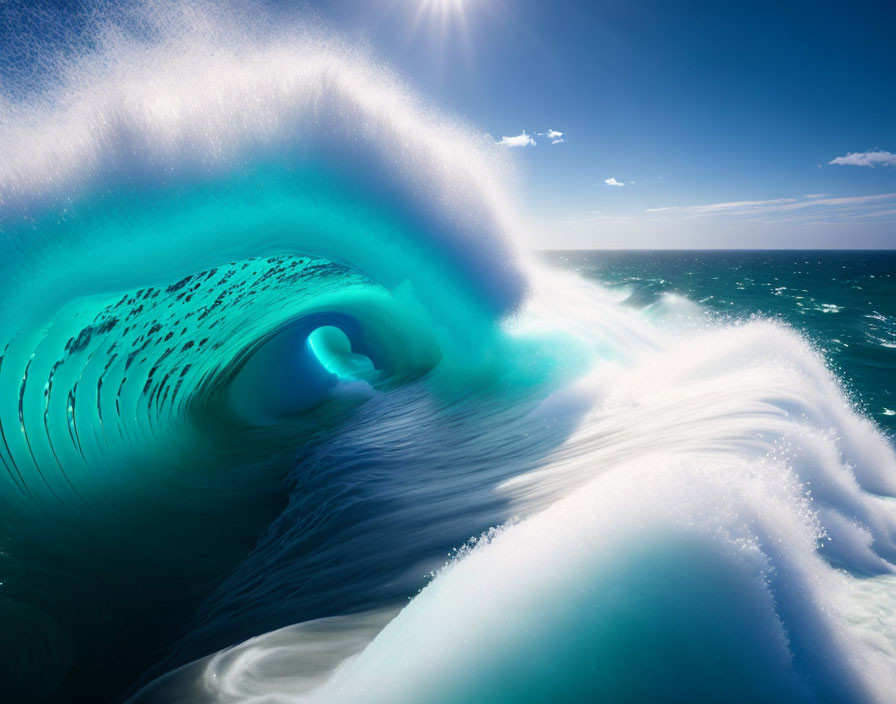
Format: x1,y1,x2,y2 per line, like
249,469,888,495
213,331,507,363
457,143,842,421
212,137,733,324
412,0,472,29
421,0,471,13
404,0,476,57
378,0,508,68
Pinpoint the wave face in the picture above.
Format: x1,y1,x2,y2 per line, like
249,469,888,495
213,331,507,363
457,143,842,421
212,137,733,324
2,4,896,703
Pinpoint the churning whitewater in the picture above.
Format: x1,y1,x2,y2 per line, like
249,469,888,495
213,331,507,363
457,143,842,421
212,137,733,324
1,4,895,703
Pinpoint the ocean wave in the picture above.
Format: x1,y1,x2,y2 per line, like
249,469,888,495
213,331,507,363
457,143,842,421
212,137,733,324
130,281,896,704
1,4,895,703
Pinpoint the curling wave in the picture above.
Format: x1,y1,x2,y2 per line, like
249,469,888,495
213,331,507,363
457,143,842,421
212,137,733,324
0,6,543,700
1,4,895,704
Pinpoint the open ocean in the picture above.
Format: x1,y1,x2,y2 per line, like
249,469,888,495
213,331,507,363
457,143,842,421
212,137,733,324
545,250,896,436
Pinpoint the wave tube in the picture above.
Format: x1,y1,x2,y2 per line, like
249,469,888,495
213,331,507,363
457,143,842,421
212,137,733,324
0,5,552,701
0,1,542,498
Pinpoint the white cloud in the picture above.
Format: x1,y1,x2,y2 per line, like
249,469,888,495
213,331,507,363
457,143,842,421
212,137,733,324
548,190,896,247
643,193,896,221
498,131,536,148
604,177,625,187
647,198,795,214
851,208,896,219
539,129,564,144
498,128,564,148
748,192,896,213
829,150,896,167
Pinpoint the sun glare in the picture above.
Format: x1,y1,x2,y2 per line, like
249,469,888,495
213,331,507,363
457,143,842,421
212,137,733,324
412,0,472,35
375,0,513,69
396,0,483,67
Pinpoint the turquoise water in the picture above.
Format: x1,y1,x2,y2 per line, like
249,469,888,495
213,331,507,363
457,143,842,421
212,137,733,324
3,8,896,703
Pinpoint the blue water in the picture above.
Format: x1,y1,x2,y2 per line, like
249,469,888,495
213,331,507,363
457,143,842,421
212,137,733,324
2,6,896,704
545,250,896,435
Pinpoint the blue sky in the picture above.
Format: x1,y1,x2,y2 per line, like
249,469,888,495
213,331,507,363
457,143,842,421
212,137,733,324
308,0,896,248
3,0,894,248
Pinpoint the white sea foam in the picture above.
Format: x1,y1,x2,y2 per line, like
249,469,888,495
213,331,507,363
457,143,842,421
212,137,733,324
308,281,896,703
133,272,896,703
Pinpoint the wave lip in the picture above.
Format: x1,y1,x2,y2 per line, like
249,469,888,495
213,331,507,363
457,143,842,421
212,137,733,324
0,5,528,317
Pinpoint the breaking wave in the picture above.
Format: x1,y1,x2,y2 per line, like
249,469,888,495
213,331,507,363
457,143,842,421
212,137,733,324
0,4,894,703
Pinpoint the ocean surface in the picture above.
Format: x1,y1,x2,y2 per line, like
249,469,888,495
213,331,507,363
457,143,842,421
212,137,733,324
2,6,896,704
546,250,896,435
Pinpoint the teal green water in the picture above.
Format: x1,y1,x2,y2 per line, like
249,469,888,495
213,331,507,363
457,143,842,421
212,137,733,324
0,170,538,701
